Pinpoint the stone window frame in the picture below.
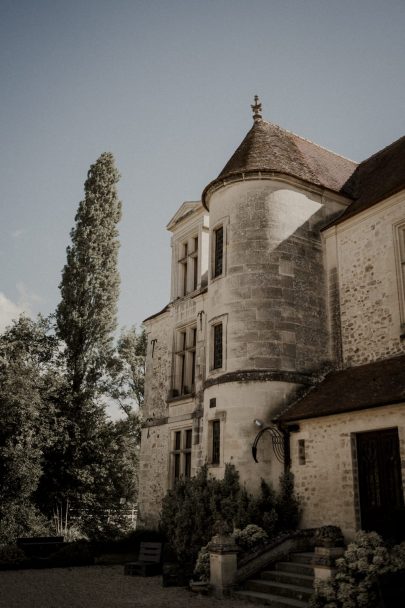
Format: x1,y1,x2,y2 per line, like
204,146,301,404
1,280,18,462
207,411,226,468
176,233,200,297
393,219,405,332
170,426,193,485
210,216,229,282
172,323,197,397
208,314,228,374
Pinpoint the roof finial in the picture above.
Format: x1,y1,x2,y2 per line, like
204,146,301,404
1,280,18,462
251,95,262,123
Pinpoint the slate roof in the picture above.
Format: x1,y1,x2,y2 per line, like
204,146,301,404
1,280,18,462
330,134,405,226
202,119,357,207
276,354,405,423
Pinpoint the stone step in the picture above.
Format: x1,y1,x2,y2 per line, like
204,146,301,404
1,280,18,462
289,552,315,565
246,579,313,603
275,561,314,576
234,589,309,608
261,569,314,589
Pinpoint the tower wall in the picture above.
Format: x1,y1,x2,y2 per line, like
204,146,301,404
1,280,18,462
207,179,330,375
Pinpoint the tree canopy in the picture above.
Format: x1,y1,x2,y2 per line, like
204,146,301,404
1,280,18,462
57,152,121,398
0,153,143,543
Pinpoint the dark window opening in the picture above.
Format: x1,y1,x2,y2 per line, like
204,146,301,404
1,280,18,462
298,439,306,465
213,324,223,369
174,453,180,479
172,429,192,483
212,420,220,465
214,226,223,277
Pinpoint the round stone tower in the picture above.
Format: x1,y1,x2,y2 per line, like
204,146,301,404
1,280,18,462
201,98,355,491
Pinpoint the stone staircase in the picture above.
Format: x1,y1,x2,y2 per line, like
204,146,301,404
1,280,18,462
234,551,315,607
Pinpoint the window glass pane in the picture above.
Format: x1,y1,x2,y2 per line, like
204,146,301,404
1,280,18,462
185,429,192,449
184,452,191,478
193,256,198,290
175,431,181,450
174,453,180,479
214,227,223,277
180,354,186,393
212,420,220,464
213,324,223,369
191,350,196,386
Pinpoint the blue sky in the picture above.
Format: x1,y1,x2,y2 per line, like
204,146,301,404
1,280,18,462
1,0,405,332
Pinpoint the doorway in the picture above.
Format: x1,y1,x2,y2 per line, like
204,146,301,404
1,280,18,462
356,427,405,541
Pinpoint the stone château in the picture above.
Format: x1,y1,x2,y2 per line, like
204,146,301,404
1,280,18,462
138,97,405,541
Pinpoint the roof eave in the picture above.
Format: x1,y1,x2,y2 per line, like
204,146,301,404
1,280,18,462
202,169,352,210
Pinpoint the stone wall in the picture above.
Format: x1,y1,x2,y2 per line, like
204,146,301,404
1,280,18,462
324,194,405,367
291,404,405,540
137,423,169,528
143,311,172,420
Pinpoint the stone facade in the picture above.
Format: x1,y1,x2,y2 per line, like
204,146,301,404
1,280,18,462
291,404,405,540
324,192,405,367
138,110,405,539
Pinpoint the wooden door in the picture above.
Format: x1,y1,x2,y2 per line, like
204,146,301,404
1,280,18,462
357,428,404,541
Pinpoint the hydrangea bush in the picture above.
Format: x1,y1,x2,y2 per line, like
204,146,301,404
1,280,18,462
233,524,269,552
194,544,210,581
310,531,405,608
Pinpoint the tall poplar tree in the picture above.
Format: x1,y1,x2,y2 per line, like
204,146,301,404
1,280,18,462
50,153,124,533
57,152,121,398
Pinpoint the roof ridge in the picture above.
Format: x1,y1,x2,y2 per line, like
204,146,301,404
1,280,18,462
262,120,358,165
355,133,405,166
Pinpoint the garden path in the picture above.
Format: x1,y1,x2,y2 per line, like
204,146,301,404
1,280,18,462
0,565,253,608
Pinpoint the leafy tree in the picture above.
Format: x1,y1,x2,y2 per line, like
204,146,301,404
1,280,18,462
57,152,121,398
0,316,61,542
111,325,146,415
47,153,125,536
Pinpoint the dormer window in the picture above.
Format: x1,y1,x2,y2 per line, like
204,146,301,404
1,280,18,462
178,235,199,296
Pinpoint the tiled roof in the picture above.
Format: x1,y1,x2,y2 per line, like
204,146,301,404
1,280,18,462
330,134,405,225
202,120,357,207
276,354,405,423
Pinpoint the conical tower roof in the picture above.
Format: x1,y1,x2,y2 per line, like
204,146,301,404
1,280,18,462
202,100,357,208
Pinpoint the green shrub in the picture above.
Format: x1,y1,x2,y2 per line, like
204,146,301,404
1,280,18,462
0,545,27,567
160,464,300,573
310,531,405,608
0,502,50,545
49,540,94,566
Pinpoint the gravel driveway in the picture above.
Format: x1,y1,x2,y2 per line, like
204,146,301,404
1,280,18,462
0,565,253,608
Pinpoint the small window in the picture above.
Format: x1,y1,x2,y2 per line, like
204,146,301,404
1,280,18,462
298,439,306,465
213,226,224,278
173,325,197,396
192,237,199,291
212,420,221,465
213,323,223,369
171,428,192,483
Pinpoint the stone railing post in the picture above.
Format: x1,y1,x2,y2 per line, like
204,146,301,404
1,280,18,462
208,531,239,596
313,545,345,580
312,527,346,581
